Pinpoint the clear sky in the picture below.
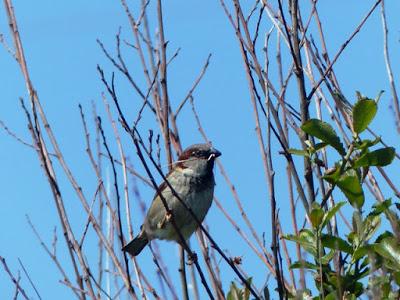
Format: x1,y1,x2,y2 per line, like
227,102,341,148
1,1,399,299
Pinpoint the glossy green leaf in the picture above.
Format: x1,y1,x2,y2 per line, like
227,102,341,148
353,147,395,168
321,250,335,265
352,245,371,262
313,142,328,152
373,237,400,270
285,229,316,256
301,119,346,155
355,137,380,150
287,148,308,156
322,166,341,184
363,215,381,242
337,173,364,209
227,279,251,300
352,98,377,134
370,199,392,216
375,231,394,243
321,235,353,254
290,260,318,270
310,205,324,229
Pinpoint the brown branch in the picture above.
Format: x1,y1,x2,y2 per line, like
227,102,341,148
174,53,212,118
307,0,383,100
380,0,400,133
0,256,30,300
26,215,80,299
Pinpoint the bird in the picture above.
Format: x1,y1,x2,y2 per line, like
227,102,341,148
123,143,221,256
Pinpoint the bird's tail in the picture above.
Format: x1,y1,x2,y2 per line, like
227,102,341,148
122,231,149,256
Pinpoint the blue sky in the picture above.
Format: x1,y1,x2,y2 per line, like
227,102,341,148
1,1,400,299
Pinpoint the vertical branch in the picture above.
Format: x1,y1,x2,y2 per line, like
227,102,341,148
96,116,136,297
178,248,190,300
91,102,107,298
4,2,97,297
380,0,400,133
156,0,173,166
264,31,285,300
288,0,315,205
155,2,190,299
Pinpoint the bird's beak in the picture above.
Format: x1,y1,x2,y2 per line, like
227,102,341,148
208,148,221,161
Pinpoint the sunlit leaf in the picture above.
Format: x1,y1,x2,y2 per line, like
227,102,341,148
310,205,324,229
287,148,309,156
353,147,395,168
290,260,318,270
373,237,400,270
363,215,381,242
370,199,392,216
337,172,364,209
301,119,346,155
321,250,335,265
355,137,380,150
352,245,371,262
285,229,317,256
352,98,377,134
322,166,341,184
227,280,251,300
321,235,353,254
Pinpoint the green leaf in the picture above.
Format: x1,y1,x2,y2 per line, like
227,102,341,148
363,215,381,242
325,292,338,300
352,98,377,134
290,260,318,270
352,245,371,261
353,147,395,168
375,231,394,243
310,205,324,229
321,201,346,229
370,199,392,216
285,229,317,256
321,235,353,254
287,148,308,156
321,250,335,265
337,172,364,209
301,119,346,156
352,211,363,244
227,280,251,300
313,142,328,152
355,137,380,150
322,166,341,184
373,237,400,270
394,271,400,286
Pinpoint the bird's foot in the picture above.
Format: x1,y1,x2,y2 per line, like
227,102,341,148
165,212,172,222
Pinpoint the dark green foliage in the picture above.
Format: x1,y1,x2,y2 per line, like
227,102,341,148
284,93,400,298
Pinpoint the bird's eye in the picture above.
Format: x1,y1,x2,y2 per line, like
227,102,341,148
193,150,205,157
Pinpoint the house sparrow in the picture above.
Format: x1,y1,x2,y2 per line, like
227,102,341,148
123,143,221,256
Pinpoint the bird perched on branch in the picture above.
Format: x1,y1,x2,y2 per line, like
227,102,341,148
123,143,221,256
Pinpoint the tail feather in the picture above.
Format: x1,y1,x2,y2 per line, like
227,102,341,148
123,232,149,256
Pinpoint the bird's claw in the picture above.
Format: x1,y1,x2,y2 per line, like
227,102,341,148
165,212,172,221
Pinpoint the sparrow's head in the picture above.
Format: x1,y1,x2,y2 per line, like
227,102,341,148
176,143,221,175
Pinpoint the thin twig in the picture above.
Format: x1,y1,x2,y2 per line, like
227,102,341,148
17,258,42,300
0,256,30,300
